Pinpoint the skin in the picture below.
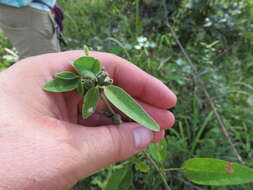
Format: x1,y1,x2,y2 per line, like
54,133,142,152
0,51,177,190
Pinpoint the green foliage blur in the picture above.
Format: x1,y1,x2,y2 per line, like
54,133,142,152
1,0,253,189
0,30,15,71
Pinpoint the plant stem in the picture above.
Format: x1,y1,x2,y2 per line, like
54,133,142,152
107,37,131,61
135,0,141,35
143,151,171,190
162,168,183,172
99,88,123,124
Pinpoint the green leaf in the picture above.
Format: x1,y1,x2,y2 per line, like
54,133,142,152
104,167,132,190
76,81,86,95
148,138,168,164
118,168,133,190
82,87,99,119
81,70,96,79
43,78,79,92
55,71,79,80
72,56,101,77
84,45,89,56
104,85,160,131
182,158,253,185
135,161,150,173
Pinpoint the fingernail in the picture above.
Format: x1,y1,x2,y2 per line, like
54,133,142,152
133,127,153,149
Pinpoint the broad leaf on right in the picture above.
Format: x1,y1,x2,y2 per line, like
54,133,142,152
182,158,253,185
104,85,160,131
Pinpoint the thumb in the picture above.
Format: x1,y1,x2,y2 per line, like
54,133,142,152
70,122,153,177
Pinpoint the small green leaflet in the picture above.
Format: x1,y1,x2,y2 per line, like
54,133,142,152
182,158,253,185
72,56,101,77
56,71,79,80
118,168,133,190
148,138,168,164
104,85,160,131
43,78,79,92
135,161,150,173
82,87,99,118
104,167,133,190
76,81,85,95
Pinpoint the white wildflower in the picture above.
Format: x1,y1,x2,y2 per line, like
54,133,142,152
134,45,142,50
137,36,147,43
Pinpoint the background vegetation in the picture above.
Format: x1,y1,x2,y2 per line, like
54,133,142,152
0,0,253,189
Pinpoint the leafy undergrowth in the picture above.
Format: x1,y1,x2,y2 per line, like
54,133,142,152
1,0,253,189
0,30,16,71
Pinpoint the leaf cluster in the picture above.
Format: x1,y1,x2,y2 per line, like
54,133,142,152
43,51,160,131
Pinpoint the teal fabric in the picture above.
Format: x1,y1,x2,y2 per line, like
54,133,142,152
0,0,56,11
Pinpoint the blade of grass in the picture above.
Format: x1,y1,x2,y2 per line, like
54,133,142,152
191,111,214,153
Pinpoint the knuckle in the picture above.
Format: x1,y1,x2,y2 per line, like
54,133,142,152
107,126,130,162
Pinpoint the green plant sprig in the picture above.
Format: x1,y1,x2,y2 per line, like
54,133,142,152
43,48,160,131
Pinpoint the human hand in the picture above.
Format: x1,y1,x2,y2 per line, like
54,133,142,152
0,51,176,190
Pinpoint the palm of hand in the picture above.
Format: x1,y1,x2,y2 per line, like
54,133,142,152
0,51,176,190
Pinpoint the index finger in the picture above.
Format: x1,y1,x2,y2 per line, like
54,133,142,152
90,51,177,109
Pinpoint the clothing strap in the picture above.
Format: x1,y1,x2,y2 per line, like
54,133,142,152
32,0,66,44
32,0,53,9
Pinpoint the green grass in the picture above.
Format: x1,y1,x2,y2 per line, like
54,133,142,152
1,0,253,189
0,29,13,71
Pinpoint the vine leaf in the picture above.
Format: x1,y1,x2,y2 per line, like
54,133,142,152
104,85,160,131
182,158,253,185
43,78,79,92
56,71,79,80
82,87,99,119
72,56,101,77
